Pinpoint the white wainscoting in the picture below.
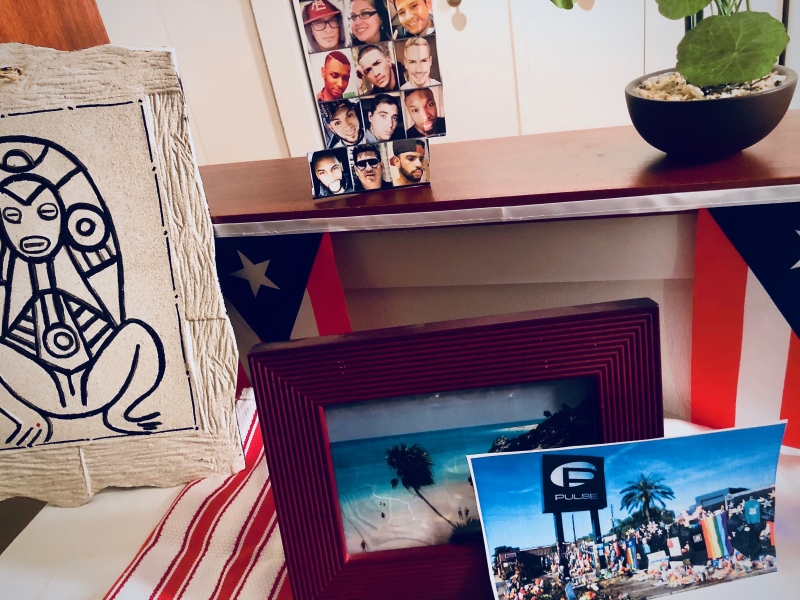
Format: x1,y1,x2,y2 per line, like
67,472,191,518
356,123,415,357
96,0,290,165
99,0,800,161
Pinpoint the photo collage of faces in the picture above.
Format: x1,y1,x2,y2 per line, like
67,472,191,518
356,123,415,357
295,0,443,199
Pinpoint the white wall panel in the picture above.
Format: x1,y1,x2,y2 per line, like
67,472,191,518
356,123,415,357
333,213,697,419
332,213,696,289
342,281,693,420
250,0,324,156
428,0,521,142
97,0,289,165
644,0,683,74
510,0,645,134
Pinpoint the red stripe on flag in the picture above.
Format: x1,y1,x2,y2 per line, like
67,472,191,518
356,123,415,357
153,450,264,599
170,451,265,599
691,208,749,429
232,512,279,599
306,232,352,335
209,480,277,600
272,565,291,600
236,361,250,398
150,417,263,599
104,479,203,600
781,332,800,447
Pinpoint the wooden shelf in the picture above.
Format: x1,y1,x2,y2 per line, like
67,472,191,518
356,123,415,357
203,109,800,225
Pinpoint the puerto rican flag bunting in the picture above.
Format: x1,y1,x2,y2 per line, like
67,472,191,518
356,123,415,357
692,206,800,448
106,232,350,599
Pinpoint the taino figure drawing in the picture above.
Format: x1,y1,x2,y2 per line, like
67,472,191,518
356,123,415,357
0,136,165,448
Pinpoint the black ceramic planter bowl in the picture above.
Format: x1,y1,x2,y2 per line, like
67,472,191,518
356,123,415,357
625,66,797,161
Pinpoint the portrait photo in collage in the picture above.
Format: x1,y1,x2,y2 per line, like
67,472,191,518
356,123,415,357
296,1,440,199
309,139,429,199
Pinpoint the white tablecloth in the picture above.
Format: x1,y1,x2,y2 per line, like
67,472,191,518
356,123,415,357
1,420,797,599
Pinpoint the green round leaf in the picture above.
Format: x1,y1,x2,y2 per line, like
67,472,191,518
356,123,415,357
550,0,575,8
656,0,710,20
677,12,790,88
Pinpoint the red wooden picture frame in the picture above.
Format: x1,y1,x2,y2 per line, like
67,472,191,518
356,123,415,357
249,299,664,600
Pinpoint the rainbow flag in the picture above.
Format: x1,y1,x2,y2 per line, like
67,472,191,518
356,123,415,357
701,513,734,559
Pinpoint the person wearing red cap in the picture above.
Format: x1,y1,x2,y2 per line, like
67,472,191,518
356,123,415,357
303,0,347,53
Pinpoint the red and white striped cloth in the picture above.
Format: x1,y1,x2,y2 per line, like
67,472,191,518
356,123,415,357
692,208,800,448
104,233,352,600
104,395,291,600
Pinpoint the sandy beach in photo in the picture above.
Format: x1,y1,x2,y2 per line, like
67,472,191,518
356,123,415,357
341,480,477,553
331,420,531,554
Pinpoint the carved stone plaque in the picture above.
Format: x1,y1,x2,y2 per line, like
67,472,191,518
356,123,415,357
0,44,243,506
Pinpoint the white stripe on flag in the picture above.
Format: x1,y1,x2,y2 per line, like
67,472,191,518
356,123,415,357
290,289,319,340
735,269,792,427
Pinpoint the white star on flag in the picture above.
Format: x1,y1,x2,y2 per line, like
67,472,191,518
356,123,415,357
231,250,279,296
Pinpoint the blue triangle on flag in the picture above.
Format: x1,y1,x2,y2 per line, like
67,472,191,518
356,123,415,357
709,202,800,337
215,233,322,343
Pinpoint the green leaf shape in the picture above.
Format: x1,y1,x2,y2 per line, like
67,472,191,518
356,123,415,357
550,0,575,8
677,12,790,88
656,0,710,20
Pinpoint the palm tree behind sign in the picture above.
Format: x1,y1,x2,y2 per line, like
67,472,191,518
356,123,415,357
620,474,676,522
386,442,456,528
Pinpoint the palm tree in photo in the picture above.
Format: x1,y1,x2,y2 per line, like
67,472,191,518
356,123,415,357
620,473,676,522
386,442,455,527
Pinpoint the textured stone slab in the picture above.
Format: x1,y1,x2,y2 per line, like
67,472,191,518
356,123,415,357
0,44,242,506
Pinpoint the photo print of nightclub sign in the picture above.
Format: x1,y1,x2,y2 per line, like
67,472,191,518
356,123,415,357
542,455,608,514
294,0,444,199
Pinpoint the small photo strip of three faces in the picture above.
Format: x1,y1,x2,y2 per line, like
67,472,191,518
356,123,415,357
308,139,430,200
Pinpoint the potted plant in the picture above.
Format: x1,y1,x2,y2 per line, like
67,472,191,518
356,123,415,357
551,0,797,160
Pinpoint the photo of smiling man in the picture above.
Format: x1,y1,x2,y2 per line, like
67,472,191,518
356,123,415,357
321,99,378,148
350,144,393,191
402,86,446,138
390,0,434,39
309,148,354,199
355,42,402,95
312,50,360,103
389,138,429,187
362,94,405,142
398,36,440,90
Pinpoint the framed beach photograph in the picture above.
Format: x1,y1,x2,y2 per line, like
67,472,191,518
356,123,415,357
468,423,785,600
249,299,665,600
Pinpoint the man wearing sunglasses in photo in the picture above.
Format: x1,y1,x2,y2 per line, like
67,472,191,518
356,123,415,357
352,145,392,191
303,0,347,53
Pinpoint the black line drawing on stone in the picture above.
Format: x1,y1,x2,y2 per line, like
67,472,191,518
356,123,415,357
0,135,166,449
